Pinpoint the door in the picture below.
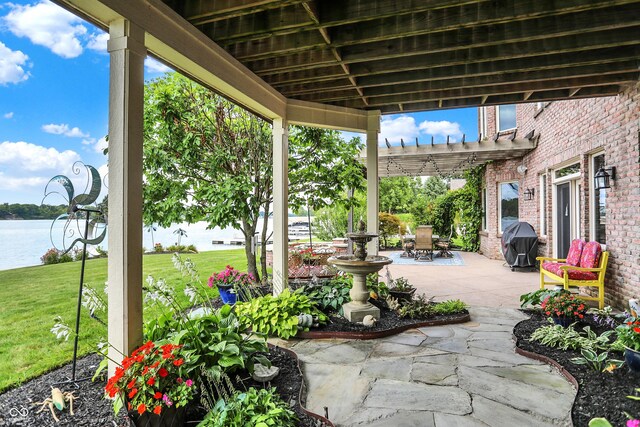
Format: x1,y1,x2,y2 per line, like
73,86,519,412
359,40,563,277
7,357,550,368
557,183,571,258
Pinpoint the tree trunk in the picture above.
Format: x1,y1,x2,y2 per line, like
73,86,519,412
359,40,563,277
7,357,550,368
241,219,259,282
260,202,271,284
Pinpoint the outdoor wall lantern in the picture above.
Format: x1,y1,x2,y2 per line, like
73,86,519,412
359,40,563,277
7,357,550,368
523,188,535,201
594,166,616,190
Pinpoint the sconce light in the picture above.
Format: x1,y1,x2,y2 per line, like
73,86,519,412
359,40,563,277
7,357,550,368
594,166,616,190
523,188,535,201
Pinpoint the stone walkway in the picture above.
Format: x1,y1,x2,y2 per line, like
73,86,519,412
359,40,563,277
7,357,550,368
276,307,576,427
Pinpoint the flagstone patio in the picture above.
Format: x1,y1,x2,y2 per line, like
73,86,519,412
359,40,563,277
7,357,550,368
275,307,575,427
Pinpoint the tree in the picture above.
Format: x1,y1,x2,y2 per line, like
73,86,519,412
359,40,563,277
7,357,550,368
379,177,421,214
143,73,273,281
423,176,448,200
379,212,402,248
142,73,366,281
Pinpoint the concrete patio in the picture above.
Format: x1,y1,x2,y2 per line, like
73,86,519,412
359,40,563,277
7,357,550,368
275,251,575,427
384,250,540,308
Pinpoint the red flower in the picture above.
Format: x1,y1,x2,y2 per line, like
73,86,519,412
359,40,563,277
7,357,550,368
142,366,149,375
153,406,162,415
147,377,156,386
127,379,136,389
158,368,169,378
633,327,640,334
154,392,162,399
137,403,146,415
173,358,184,367
128,388,138,399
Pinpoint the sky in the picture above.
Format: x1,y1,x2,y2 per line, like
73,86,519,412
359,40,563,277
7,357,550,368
0,0,477,205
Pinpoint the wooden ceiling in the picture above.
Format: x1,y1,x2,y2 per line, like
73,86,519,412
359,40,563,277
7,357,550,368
160,0,640,114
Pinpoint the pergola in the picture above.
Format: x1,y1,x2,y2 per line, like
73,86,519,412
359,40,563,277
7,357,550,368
52,0,640,369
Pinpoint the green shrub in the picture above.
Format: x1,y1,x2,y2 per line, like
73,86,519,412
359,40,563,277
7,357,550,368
433,299,468,314
398,295,434,319
199,387,298,427
40,248,74,265
530,321,616,352
235,289,327,339
301,275,351,314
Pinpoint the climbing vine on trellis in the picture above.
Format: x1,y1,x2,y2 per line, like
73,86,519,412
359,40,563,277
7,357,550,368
455,164,485,252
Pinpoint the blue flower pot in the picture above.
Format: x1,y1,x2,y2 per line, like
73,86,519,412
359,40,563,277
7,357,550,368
552,316,573,328
625,347,640,373
217,285,237,305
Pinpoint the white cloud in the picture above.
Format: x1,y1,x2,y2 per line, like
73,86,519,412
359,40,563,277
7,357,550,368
0,41,30,85
81,138,95,146
94,136,108,153
86,32,108,53
4,112,15,119
0,141,80,172
379,115,420,144
42,123,89,138
145,57,172,74
418,120,463,141
0,172,48,190
4,0,87,59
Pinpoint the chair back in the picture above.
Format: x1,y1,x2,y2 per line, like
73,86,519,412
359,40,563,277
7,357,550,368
598,251,609,281
415,225,433,250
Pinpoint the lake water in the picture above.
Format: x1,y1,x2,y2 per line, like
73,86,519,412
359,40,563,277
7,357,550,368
0,219,276,271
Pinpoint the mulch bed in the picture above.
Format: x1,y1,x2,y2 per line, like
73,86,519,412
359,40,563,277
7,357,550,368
0,347,330,427
513,311,640,427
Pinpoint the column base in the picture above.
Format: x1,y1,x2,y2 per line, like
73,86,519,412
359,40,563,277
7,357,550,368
342,302,380,323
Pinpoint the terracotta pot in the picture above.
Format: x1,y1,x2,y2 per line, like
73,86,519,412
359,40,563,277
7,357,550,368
128,405,186,427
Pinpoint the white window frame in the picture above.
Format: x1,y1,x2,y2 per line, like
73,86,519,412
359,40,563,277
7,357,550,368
498,181,519,234
496,104,517,132
589,150,607,249
551,159,582,258
479,107,488,139
539,173,547,237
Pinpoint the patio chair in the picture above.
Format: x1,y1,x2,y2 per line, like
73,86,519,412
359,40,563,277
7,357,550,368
435,224,454,258
536,240,609,309
400,226,415,258
414,225,434,261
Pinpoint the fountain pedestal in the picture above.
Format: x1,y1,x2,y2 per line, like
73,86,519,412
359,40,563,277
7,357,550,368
328,221,392,322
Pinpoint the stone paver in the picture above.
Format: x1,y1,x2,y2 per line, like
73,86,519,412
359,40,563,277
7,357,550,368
278,306,576,427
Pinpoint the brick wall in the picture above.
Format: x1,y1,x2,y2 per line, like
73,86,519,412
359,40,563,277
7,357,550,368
480,83,640,307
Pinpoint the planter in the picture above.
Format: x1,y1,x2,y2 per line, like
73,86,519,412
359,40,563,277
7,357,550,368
217,285,238,305
552,316,574,328
625,347,640,373
389,288,416,302
128,406,186,427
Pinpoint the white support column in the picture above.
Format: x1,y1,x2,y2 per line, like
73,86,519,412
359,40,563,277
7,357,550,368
366,111,381,255
272,117,289,295
107,19,145,373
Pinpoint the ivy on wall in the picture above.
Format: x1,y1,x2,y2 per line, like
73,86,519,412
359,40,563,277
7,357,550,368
455,165,485,251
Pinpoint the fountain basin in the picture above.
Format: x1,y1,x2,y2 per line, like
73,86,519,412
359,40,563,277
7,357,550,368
328,255,392,274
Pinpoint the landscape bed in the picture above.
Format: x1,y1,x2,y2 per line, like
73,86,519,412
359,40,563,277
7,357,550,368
513,311,640,427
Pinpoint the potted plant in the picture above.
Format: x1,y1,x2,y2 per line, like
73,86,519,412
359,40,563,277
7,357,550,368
208,265,255,304
540,291,586,327
105,341,196,427
389,277,416,302
616,317,640,372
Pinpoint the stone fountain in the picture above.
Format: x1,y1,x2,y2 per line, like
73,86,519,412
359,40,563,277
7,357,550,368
328,220,392,322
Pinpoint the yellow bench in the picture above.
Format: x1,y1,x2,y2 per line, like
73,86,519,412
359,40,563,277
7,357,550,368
536,241,608,309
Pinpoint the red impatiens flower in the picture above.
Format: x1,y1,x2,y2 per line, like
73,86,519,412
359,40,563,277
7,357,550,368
147,377,156,386
127,379,136,389
633,327,640,334
153,406,162,415
128,388,138,399
137,403,146,415
158,368,169,378
173,358,184,367
154,392,162,399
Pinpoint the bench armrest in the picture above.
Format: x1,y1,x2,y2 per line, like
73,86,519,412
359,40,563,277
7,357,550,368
536,256,567,262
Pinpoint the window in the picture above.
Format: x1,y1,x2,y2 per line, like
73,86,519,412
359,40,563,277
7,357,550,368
481,187,488,231
591,153,607,245
497,105,516,131
499,182,519,232
539,174,547,236
555,163,580,179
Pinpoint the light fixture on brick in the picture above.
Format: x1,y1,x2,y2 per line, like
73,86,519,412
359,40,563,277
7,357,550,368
594,166,616,190
523,188,535,201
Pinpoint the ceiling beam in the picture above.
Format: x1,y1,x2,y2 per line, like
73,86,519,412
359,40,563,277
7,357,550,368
185,0,307,25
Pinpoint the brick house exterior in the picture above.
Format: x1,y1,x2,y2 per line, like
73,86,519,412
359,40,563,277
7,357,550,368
479,83,639,308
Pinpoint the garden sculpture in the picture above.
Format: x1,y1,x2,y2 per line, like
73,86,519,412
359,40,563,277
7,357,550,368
35,387,76,422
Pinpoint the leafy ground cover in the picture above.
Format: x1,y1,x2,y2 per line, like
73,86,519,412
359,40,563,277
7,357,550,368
0,249,247,392
514,311,640,426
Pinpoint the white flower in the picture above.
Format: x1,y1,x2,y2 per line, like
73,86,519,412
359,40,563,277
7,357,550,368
50,316,71,341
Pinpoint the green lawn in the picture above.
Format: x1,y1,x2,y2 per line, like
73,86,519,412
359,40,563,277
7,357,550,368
0,249,249,392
